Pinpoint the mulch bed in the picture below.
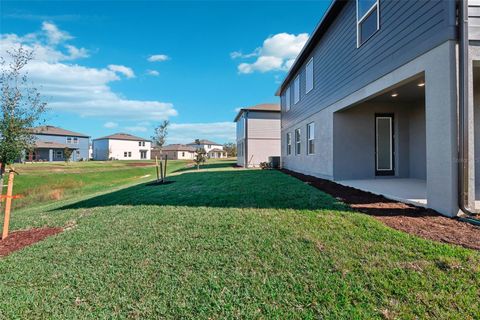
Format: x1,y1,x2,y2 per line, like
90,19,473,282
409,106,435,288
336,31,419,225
0,227,63,257
281,169,480,251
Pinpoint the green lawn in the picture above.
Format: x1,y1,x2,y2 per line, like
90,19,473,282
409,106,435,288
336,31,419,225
0,161,479,318
11,160,189,210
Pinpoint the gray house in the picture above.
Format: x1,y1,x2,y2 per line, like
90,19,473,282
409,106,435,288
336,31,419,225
234,103,281,167
277,0,480,218
27,126,90,161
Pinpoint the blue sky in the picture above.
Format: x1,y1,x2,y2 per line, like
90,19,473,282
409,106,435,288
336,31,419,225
1,1,331,144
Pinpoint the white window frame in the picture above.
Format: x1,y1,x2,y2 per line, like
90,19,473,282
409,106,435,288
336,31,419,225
295,129,301,155
124,152,128,157
66,137,72,144
305,58,314,94
307,122,315,155
73,137,79,144
294,75,300,104
286,133,292,155
285,87,291,111
356,0,380,48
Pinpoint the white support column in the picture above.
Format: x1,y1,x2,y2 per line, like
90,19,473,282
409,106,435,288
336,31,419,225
424,41,459,216
48,149,53,162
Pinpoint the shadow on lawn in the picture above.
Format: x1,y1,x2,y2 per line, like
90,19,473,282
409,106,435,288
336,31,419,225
55,169,344,211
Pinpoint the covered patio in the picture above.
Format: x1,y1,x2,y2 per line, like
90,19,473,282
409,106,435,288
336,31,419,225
26,141,78,162
332,74,428,207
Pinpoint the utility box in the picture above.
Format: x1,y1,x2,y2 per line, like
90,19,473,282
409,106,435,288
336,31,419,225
269,156,280,169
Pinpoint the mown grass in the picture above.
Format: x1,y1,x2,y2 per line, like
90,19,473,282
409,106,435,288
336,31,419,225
10,160,189,209
0,163,479,319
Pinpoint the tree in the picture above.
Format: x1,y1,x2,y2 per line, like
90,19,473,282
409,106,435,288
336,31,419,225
193,148,206,170
63,147,73,163
151,120,169,150
223,142,237,157
0,46,46,184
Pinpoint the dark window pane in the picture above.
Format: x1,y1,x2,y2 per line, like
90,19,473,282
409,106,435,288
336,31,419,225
360,9,378,45
358,0,377,18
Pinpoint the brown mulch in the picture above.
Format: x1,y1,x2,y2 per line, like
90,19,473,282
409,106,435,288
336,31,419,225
281,169,480,251
0,227,63,257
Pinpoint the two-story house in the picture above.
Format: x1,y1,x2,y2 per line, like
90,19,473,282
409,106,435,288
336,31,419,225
277,0,480,218
234,103,281,167
27,125,90,162
92,133,151,160
187,139,226,158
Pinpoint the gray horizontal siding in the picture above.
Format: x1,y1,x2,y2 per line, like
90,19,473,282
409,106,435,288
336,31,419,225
281,0,456,129
469,0,480,40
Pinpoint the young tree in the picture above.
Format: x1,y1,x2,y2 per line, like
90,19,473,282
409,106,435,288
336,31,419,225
0,46,46,188
63,148,73,163
223,142,237,157
151,120,170,151
193,148,206,170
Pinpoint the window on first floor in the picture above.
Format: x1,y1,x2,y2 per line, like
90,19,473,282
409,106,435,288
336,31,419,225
128,152,132,157
140,150,147,159
295,129,301,155
357,0,379,47
124,152,128,157
286,133,292,155
307,122,315,155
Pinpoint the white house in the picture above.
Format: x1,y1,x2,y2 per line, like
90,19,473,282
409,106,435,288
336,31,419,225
92,133,151,160
187,139,226,158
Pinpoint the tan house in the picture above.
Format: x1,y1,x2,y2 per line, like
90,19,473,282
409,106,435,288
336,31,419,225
160,144,196,160
234,103,281,167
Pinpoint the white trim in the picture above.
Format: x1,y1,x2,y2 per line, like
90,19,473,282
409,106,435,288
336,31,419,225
305,58,314,94
356,0,380,48
375,116,393,171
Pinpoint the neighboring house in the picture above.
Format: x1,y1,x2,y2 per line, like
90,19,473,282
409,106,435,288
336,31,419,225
234,103,281,167
187,139,226,158
160,144,196,160
276,0,480,218
26,126,89,162
92,133,151,160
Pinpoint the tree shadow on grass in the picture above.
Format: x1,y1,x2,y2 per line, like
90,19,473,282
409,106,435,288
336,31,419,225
55,169,345,211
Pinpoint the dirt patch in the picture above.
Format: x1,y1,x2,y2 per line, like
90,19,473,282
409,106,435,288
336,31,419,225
281,169,480,251
0,227,63,257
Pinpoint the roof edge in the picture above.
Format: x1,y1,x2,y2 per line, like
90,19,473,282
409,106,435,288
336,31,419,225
275,0,346,96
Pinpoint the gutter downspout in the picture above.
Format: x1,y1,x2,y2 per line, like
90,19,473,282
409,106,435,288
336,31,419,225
244,111,249,168
458,0,479,216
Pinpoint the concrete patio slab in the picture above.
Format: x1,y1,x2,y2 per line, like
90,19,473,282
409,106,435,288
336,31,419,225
337,178,427,207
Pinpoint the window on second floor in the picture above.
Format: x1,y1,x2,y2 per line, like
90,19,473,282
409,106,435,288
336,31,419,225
306,58,314,94
285,87,291,111
66,137,72,144
73,137,79,144
295,129,301,155
357,0,379,47
294,75,300,104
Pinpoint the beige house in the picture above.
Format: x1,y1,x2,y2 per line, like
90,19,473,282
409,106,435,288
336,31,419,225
160,144,196,160
92,133,151,160
234,103,281,167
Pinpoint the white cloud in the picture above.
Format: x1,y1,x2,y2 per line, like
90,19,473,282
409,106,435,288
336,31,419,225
148,54,169,62
0,22,177,121
108,64,135,78
233,33,309,74
42,21,72,44
104,121,118,128
125,126,148,133
146,69,159,76
167,122,235,144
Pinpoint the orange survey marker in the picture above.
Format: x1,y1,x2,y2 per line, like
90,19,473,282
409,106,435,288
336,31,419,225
0,194,22,202
2,169,19,240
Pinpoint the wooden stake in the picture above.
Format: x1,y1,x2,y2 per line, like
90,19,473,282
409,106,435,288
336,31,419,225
163,155,168,180
159,161,164,183
155,156,160,182
2,170,15,240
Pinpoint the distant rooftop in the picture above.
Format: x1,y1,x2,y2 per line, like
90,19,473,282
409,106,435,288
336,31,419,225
94,133,150,142
34,140,79,149
187,139,222,146
32,125,89,138
234,103,281,122
162,144,197,152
